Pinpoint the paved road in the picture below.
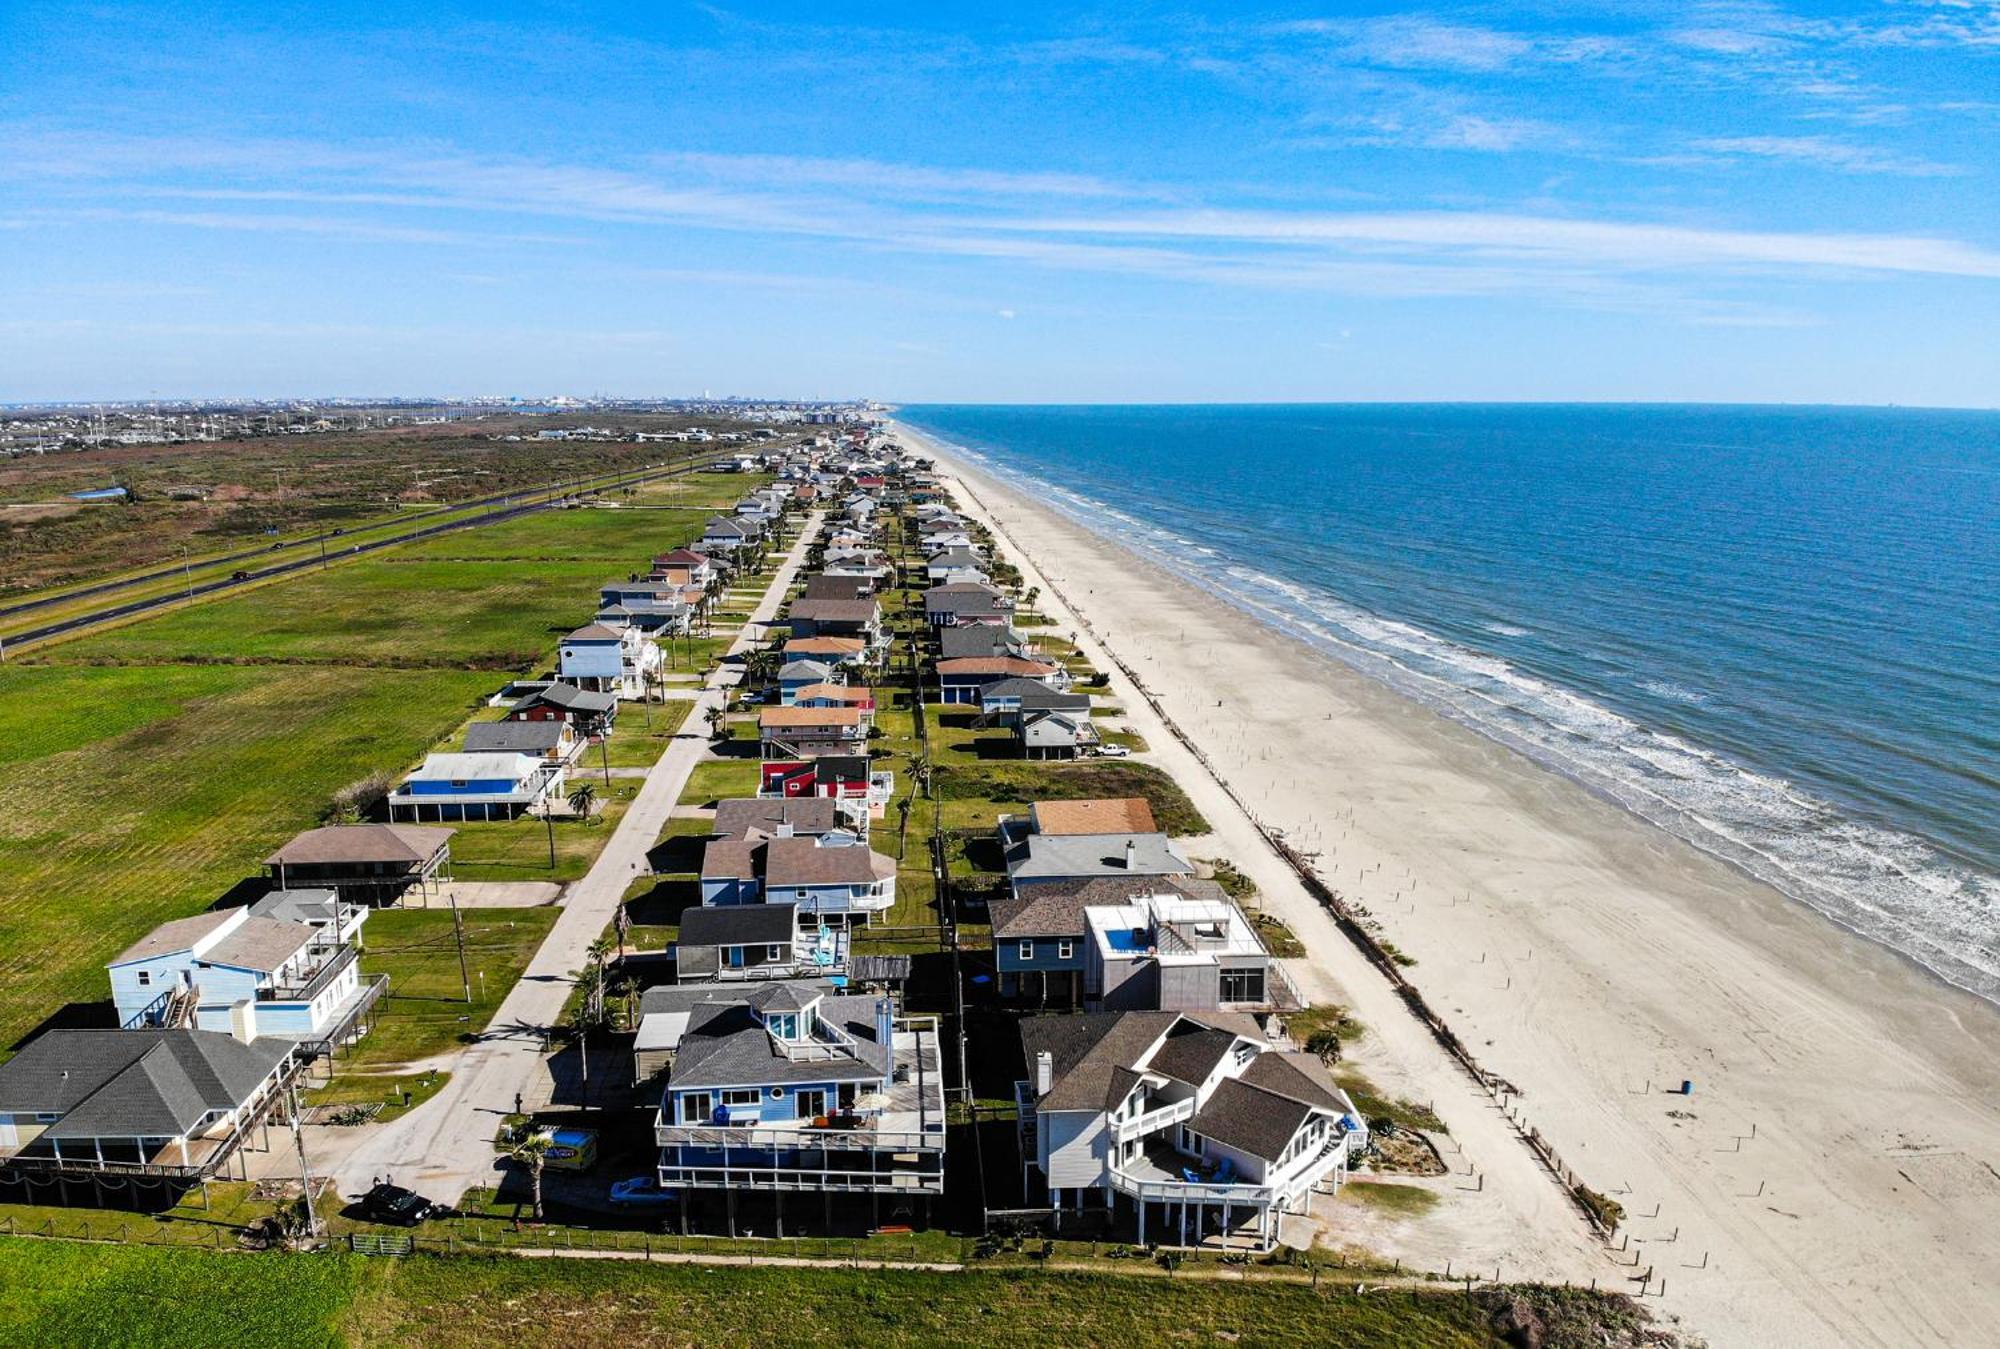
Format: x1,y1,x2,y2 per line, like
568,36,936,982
328,513,819,1204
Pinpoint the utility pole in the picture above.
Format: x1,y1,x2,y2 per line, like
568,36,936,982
286,1081,322,1240
450,889,472,1004
182,548,194,602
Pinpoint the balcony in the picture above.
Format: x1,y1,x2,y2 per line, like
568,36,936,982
261,943,357,1003
1110,1095,1195,1145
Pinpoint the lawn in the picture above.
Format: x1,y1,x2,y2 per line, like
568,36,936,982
37,557,613,671
351,907,561,1065
0,1238,1642,1348
934,760,1209,837
394,507,717,563
0,664,495,1052
447,790,637,882
0,486,732,1054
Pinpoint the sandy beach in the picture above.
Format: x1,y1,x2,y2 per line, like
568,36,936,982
896,419,2000,1348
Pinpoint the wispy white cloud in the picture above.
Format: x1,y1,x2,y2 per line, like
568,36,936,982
649,151,1142,201
1685,133,1964,175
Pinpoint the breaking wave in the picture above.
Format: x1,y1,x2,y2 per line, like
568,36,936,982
919,429,2000,1004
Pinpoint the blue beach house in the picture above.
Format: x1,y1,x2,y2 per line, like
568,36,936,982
653,984,947,1203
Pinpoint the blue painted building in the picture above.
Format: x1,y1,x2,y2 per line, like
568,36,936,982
653,983,946,1199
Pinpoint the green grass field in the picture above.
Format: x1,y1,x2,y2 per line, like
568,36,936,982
0,489,723,1055
0,1238,1608,1348
353,907,561,1065
0,663,495,1051
36,558,613,670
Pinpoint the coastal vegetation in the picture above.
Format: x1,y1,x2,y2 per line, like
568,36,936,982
0,1237,1677,1347
0,472,752,1055
0,413,745,594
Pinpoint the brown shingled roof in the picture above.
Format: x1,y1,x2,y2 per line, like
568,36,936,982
1032,798,1157,836
936,657,1057,678
265,824,454,867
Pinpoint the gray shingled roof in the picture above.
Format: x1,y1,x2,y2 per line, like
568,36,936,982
640,980,832,1018
464,720,565,755
247,888,343,929
1005,832,1194,885
1236,1052,1345,1112
514,683,616,714
0,1030,292,1140
113,910,235,964
747,982,819,1013
669,995,889,1090
1020,1013,1177,1113
938,625,1025,659
1147,1026,1238,1087
679,903,796,949
712,797,839,841
1188,1078,1314,1163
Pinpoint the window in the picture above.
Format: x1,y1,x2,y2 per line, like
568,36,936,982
1232,1043,1256,1067
451,779,469,788
1057,940,1075,960
766,943,783,961
768,1013,798,1039
135,971,151,987
722,1089,761,1107
681,1093,712,1124
1018,941,1034,961
768,1085,786,1100
1220,968,1267,1006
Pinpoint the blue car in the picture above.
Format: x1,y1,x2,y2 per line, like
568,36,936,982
609,1177,680,1208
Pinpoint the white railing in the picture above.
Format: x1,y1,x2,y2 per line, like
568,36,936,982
765,1011,862,1062
1110,1096,1195,1144
654,1119,944,1152
1110,1131,1353,1206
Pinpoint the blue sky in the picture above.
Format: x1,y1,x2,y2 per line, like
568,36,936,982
3,1,1998,405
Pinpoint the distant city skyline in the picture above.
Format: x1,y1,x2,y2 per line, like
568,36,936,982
3,2,1998,406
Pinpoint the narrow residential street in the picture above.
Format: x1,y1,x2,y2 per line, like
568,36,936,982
326,511,822,1203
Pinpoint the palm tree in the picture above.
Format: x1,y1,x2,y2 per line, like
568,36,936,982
566,782,597,820
510,1133,552,1221
584,935,615,1026
704,704,728,740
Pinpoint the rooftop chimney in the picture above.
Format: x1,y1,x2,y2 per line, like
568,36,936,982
1035,1049,1054,1097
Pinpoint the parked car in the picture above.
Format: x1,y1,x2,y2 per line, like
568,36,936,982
359,1182,442,1226
608,1177,680,1208
231,569,251,581
1094,743,1131,758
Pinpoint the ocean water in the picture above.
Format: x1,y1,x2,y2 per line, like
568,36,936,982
897,404,2000,1001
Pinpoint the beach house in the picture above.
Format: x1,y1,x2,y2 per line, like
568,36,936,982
1000,799,1195,896
652,985,947,1210
673,902,849,984
991,874,1229,1004
924,582,1014,629
777,658,838,704
463,717,582,766
785,598,884,650
386,750,563,822
557,621,661,699
937,655,1069,705
1015,1012,1366,1250
759,706,871,759
759,756,895,812
264,823,453,906
107,905,384,1052
507,682,617,737
0,1029,307,1187
698,835,897,920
